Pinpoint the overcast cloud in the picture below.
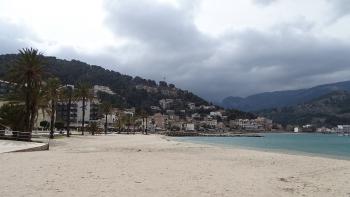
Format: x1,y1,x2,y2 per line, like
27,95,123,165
0,0,350,101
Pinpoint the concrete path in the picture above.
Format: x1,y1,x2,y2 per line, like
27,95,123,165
0,140,46,153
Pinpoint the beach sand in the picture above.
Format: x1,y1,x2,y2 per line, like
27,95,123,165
0,134,349,197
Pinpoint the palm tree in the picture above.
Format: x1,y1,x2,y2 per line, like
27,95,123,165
100,102,112,135
75,83,93,135
43,78,61,139
115,111,126,134
60,85,74,137
9,48,44,133
137,109,148,134
87,121,99,135
125,113,136,134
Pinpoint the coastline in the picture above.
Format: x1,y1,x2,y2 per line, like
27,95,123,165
172,136,350,161
0,134,349,196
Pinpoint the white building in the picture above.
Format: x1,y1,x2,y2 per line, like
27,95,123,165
336,125,350,133
93,85,115,96
210,111,222,117
159,99,174,109
185,123,195,131
294,127,299,133
56,98,100,128
187,103,196,110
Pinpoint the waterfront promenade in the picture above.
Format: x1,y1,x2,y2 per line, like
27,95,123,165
0,140,46,153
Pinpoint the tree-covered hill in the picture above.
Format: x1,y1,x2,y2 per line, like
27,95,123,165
0,54,208,110
221,80,350,112
258,91,350,127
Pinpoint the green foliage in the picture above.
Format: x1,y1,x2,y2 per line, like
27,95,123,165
7,48,44,133
259,91,350,127
87,122,100,135
0,103,25,131
54,122,65,130
0,54,209,109
100,102,112,115
40,120,50,129
223,109,257,120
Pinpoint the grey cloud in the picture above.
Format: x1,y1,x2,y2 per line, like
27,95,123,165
327,0,350,21
99,0,350,102
103,0,217,80
0,20,38,54
104,0,213,51
252,0,277,6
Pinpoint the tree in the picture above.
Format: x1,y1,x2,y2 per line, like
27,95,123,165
100,102,112,135
54,122,65,131
125,113,133,134
87,121,100,135
43,78,61,139
75,83,93,135
115,111,126,134
0,104,25,131
60,85,74,137
40,120,50,130
9,48,44,133
136,108,148,134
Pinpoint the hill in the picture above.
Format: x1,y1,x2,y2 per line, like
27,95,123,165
258,91,350,127
0,54,208,111
221,80,350,111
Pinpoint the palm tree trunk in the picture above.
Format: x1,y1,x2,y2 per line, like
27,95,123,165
50,100,55,139
66,96,71,137
105,114,108,135
142,117,145,134
145,116,148,135
24,81,31,133
81,97,86,135
29,103,36,133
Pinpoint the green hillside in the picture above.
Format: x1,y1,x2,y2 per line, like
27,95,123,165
258,91,350,127
0,54,208,110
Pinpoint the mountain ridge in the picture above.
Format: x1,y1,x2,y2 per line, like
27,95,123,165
258,90,350,127
221,80,350,111
0,54,209,110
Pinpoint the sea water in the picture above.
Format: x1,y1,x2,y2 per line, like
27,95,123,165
176,133,350,160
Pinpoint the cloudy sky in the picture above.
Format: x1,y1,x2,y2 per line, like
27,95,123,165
0,0,350,101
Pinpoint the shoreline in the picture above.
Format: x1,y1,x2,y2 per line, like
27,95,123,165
171,133,350,161
171,136,350,162
0,134,349,196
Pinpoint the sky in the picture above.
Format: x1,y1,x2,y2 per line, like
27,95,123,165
0,0,350,101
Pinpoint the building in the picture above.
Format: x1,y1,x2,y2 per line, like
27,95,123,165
229,119,264,131
255,117,273,131
124,108,135,117
210,111,222,117
99,108,119,129
336,125,350,133
199,105,216,110
187,102,196,110
185,123,195,131
0,80,12,97
191,113,201,119
159,99,174,109
150,113,166,130
93,85,115,96
56,98,100,128
150,106,161,111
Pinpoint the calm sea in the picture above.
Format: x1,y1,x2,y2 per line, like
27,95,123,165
176,133,350,160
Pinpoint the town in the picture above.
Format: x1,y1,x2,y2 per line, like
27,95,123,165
0,79,275,137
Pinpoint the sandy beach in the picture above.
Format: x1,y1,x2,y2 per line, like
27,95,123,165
0,134,349,197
